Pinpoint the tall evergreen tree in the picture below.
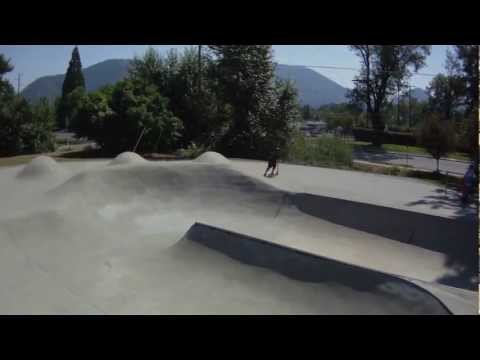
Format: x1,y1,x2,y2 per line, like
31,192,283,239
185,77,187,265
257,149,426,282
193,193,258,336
57,46,86,129
62,46,85,95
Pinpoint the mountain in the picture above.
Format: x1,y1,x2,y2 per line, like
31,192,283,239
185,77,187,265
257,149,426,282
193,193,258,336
410,87,428,102
274,64,348,107
22,59,131,103
21,59,428,107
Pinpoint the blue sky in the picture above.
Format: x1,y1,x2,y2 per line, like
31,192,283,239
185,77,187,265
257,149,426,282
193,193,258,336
0,45,451,91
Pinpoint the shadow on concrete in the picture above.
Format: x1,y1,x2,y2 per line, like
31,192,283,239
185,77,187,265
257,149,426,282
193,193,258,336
405,188,478,220
178,222,452,314
289,193,478,291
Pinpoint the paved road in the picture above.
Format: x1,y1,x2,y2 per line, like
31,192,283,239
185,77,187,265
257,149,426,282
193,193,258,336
353,149,470,175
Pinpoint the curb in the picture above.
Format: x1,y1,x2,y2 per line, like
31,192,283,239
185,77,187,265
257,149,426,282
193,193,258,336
384,151,470,164
355,149,470,164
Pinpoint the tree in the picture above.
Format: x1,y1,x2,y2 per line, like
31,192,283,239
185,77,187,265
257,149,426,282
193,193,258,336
57,46,86,129
268,79,300,157
426,74,465,120
23,98,56,153
62,46,85,95
417,114,455,173
0,96,30,155
348,45,431,145
448,45,479,115
128,46,165,88
208,45,279,158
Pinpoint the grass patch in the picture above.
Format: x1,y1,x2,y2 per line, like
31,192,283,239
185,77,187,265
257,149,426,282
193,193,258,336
288,135,462,186
287,135,353,168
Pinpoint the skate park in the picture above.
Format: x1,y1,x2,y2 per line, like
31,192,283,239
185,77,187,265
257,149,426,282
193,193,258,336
0,152,477,314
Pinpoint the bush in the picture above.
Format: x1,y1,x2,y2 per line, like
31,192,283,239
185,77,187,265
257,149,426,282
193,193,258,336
175,142,207,159
417,115,455,172
287,134,353,167
455,116,478,157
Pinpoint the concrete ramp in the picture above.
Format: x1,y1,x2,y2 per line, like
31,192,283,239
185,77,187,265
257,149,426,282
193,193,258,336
178,222,457,315
290,193,478,291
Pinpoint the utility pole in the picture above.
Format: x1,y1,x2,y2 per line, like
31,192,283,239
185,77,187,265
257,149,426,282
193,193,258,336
396,80,401,126
408,85,412,130
198,45,202,94
406,84,412,167
16,73,22,94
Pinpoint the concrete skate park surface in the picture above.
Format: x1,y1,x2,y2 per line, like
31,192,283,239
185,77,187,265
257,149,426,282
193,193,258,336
0,152,477,314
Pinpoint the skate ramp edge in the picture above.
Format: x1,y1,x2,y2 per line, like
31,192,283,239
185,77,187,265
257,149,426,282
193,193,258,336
290,193,477,256
181,222,456,315
290,193,478,291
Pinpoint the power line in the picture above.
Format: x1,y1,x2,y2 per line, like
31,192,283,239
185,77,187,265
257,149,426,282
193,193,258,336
297,64,437,77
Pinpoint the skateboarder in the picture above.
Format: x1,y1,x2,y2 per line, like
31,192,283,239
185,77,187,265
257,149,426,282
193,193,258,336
264,146,280,177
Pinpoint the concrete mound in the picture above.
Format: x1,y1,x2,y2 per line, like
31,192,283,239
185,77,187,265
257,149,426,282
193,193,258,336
17,156,63,179
194,151,229,165
110,152,147,166
49,161,281,210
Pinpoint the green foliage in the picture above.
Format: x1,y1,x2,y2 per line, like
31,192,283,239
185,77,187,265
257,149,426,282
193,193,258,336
287,134,353,167
71,79,182,154
125,47,230,149
426,74,465,120
60,86,86,129
417,114,456,171
0,96,55,156
0,54,13,76
175,142,206,159
70,90,111,139
23,98,56,153
455,115,478,159
0,54,14,100
301,105,313,120
266,79,300,157
449,45,479,115
128,46,165,87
